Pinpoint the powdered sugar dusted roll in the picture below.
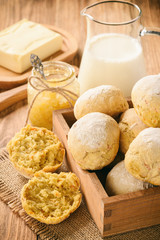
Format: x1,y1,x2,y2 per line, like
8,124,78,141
106,161,150,196
67,112,120,170
125,127,160,186
74,85,129,120
131,74,160,127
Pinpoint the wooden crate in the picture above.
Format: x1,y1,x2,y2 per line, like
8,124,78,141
53,108,160,237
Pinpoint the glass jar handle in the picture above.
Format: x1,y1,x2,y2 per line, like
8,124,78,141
140,27,160,37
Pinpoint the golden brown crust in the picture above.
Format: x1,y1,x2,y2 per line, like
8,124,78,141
7,125,65,178
21,171,82,224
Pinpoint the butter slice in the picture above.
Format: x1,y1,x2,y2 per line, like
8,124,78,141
0,19,63,73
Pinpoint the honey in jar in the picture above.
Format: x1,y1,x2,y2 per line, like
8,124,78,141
27,61,79,130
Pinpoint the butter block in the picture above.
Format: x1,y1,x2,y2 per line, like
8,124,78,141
0,19,63,73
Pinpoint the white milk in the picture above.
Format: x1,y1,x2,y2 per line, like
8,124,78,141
78,33,146,97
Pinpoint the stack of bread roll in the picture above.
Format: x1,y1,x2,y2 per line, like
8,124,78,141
68,74,160,195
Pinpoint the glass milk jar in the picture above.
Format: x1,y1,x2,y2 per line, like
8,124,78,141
78,1,160,97
28,61,79,130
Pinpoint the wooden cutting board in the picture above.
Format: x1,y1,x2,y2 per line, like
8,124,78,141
0,25,78,90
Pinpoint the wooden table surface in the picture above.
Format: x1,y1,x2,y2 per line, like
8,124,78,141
0,0,160,240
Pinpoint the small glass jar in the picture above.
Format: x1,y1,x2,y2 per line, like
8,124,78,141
27,61,79,130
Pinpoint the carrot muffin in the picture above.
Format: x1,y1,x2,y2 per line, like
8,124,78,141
21,171,82,224
7,125,65,178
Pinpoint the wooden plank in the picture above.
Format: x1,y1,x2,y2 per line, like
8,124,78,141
0,105,27,148
0,201,37,240
0,84,27,111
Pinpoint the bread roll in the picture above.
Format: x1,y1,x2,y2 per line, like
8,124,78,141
131,74,160,127
21,171,82,224
68,112,120,170
119,108,148,154
105,161,150,195
7,125,65,178
125,128,160,185
74,85,129,120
